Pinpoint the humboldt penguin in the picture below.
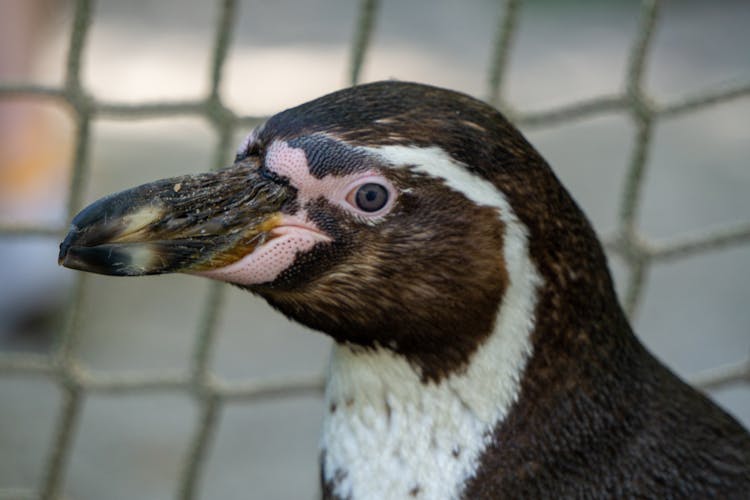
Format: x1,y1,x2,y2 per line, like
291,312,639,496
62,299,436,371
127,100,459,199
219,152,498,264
59,81,750,499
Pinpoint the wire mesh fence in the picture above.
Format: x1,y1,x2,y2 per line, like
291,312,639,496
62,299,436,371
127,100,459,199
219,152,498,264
0,0,748,498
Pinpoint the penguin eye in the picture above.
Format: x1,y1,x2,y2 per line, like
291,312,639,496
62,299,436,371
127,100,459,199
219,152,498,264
352,183,389,212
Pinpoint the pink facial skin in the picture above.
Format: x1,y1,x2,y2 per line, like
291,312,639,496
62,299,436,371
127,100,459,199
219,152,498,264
195,138,397,286
263,140,397,218
196,213,330,285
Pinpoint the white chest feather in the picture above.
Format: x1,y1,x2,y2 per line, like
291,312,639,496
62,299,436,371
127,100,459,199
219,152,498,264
321,342,517,500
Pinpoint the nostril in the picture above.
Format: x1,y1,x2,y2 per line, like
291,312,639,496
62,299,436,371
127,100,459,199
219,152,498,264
259,165,288,185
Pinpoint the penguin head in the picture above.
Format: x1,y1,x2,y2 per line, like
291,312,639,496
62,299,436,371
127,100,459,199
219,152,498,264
59,81,617,380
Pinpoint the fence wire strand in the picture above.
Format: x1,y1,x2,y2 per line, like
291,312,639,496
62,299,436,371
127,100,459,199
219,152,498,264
0,0,748,498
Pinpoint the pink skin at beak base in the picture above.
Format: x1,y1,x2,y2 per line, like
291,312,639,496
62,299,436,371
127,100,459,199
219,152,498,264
193,217,331,286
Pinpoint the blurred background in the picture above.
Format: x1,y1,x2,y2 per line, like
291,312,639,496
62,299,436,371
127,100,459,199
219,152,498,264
0,0,748,499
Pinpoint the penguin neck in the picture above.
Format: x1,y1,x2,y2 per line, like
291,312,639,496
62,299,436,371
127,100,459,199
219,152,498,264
320,227,543,500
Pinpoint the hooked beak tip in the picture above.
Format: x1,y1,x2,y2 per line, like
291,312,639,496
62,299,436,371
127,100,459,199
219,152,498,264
58,226,77,266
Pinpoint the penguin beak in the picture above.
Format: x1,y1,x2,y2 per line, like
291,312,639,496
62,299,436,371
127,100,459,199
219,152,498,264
58,163,292,277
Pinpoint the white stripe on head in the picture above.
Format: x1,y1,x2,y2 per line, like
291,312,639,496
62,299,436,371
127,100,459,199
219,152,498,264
366,145,509,213
322,145,542,499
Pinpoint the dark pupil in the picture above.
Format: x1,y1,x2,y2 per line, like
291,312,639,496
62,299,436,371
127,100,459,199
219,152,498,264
355,183,388,212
